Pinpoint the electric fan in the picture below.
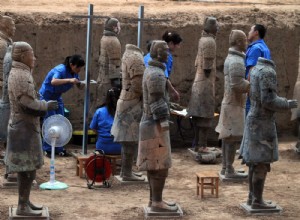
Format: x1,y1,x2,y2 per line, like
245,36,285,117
40,114,72,190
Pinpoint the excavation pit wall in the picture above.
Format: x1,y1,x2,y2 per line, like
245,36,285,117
6,9,300,143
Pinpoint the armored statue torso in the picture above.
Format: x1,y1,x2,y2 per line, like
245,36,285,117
216,48,249,139
0,31,12,96
97,34,121,83
96,32,121,106
187,31,216,118
0,32,13,142
240,58,290,164
5,61,48,173
137,60,172,171
111,44,145,142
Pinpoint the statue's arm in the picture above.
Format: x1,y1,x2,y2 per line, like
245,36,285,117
148,74,169,121
108,39,121,80
128,58,144,94
19,94,48,116
260,71,289,112
229,62,250,93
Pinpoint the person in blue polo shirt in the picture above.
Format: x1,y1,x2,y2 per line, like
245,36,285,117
90,87,121,155
144,31,182,101
245,24,271,115
39,54,85,157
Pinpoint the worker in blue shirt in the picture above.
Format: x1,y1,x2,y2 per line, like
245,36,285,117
90,87,121,155
245,24,271,115
144,31,183,101
39,54,85,156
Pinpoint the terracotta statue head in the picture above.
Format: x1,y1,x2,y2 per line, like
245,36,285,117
0,15,16,38
203,16,218,35
12,42,35,69
104,17,120,34
229,30,247,52
150,40,168,63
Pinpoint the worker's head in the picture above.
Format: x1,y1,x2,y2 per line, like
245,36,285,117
248,24,267,43
105,87,120,117
64,54,85,74
162,31,182,53
12,41,35,69
104,17,120,35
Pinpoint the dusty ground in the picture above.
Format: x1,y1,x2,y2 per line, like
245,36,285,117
1,1,300,220
1,137,300,220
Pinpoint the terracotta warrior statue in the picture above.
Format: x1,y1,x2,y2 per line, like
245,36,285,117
137,40,178,212
0,15,15,142
5,42,58,216
215,30,249,179
187,17,219,153
111,44,145,181
96,17,121,106
291,46,300,153
239,57,297,209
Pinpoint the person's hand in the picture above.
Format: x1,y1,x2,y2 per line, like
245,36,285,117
204,69,211,78
69,78,79,84
288,100,298,109
47,100,58,110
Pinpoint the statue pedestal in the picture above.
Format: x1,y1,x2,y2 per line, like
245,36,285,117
219,171,248,183
240,203,282,215
143,204,183,218
9,206,50,220
114,175,148,184
2,173,18,188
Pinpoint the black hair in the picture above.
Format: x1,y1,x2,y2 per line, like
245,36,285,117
63,54,85,70
162,31,183,45
254,24,267,39
104,87,120,117
146,40,153,53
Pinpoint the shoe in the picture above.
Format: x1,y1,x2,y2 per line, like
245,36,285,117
58,150,71,157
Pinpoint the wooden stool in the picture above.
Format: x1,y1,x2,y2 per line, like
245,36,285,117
105,154,122,176
75,154,121,178
196,171,219,198
76,155,89,178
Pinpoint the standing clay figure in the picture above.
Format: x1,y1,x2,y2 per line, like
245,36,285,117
96,17,121,106
111,44,145,181
215,30,249,179
291,46,300,153
239,57,297,209
137,40,178,212
187,17,219,153
0,15,15,142
5,42,58,216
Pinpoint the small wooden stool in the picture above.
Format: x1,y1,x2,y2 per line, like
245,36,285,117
196,171,219,198
75,154,121,178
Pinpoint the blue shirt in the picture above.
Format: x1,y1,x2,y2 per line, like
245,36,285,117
245,39,271,79
144,51,173,78
89,106,121,155
39,64,79,101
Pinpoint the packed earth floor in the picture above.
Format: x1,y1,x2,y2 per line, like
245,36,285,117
1,0,300,220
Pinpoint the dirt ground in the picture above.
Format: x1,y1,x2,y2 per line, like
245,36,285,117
1,0,300,220
1,136,300,220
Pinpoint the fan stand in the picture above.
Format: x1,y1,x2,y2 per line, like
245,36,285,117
40,137,68,190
